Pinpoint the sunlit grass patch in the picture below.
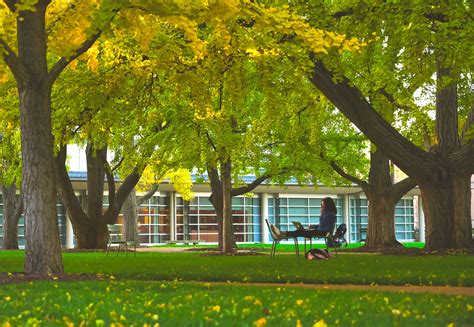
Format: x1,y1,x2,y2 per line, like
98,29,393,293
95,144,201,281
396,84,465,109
0,281,472,326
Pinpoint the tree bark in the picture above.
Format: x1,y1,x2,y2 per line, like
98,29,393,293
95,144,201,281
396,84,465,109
331,149,416,249
311,60,473,250
420,173,472,249
16,3,64,274
1,183,23,250
208,167,225,250
122,188,139,244
221,160,234,253
364,150,404,249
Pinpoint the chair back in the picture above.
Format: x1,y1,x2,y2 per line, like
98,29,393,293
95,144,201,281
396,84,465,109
107,224,124,243
265,219,281,241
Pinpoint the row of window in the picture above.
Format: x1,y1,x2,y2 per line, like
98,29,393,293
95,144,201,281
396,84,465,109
0,194,416,246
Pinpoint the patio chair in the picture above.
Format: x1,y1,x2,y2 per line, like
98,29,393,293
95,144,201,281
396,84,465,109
106,224,136,257
265,219,300,259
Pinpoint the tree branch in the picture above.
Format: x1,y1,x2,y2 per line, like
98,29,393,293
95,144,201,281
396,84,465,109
329,161,367,188
392,177,417,201
137,184,159,206
0,38,29,81
47,7,120,86
377,88,413,111
47,31,102,86
54,144,89,226
231,174,271,196
310,59,433,178
101,153,116,210
206,131,217,151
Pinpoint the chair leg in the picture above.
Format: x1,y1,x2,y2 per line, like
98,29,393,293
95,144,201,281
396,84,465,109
106,243,111,258
271,241,276,259
294,238,299,257
327,236,337,257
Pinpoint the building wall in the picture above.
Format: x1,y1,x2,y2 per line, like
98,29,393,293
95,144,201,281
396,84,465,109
0,190,418,248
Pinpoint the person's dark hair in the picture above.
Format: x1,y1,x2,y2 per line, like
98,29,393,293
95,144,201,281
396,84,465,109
322,197,337,215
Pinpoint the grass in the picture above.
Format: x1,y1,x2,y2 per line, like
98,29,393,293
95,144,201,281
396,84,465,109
1,250,472,325
153,242,426,251
1,281,473,326
1,250,473,286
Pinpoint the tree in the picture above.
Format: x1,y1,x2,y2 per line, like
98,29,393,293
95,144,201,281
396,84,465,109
306,1,473,250
252,1,472,250
0,0,220,263
0,0,129,273
330,148,416,249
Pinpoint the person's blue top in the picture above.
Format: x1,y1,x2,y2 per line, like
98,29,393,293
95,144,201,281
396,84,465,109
317,212,336,232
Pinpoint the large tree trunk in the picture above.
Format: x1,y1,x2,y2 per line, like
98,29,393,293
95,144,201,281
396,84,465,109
221,160,234,254
123,188,139,244
330,149,416,249
420,173,472,250
365,195,399,248
364,150,403,249
1,184,23,250
17,4,64,274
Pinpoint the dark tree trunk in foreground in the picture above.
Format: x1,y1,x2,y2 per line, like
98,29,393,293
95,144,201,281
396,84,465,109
11,2,64,274
312,60,473,250
55,145,141,249
1,0,117,273
1,184,23,250
331,149,416,249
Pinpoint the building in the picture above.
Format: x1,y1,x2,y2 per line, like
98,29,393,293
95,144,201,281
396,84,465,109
2,145,472,248
0,171,422,248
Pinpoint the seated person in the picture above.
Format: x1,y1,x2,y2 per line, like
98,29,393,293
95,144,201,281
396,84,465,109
271,197,337,238
306,197,337,237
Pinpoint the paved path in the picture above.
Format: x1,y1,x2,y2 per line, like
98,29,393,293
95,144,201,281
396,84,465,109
205,282,474,297
136,247,194,253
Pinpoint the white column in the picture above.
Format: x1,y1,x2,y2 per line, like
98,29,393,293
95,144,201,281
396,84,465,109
66,215,74,249
343,194,351,243
169,192,176,241
418,196,426,242
261,193,269,244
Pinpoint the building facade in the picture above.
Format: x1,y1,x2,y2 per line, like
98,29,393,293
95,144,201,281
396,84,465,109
0,172,422,248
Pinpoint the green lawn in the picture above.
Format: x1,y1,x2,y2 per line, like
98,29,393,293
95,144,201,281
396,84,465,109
1,250,472,326
1,281,472,326
1,250,473,286
152,242,426,252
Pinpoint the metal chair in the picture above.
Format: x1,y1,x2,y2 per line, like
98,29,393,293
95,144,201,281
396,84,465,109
106,224,136,257
265,219,300,259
